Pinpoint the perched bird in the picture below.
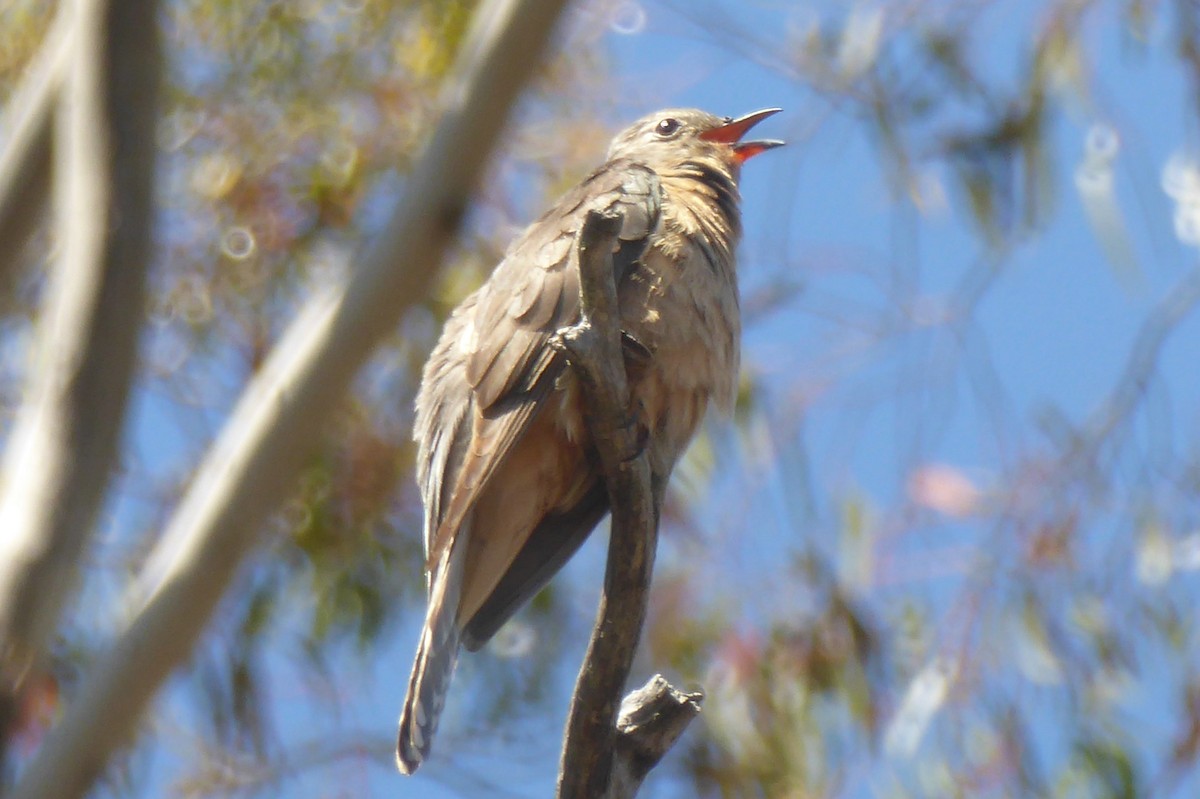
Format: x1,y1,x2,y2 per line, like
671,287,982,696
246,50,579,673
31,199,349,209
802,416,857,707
397,107,783,774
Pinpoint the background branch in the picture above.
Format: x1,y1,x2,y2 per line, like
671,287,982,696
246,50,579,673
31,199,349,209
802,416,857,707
0,0,158,756
0,11,68,287
9,0,570,796
556,210,698,797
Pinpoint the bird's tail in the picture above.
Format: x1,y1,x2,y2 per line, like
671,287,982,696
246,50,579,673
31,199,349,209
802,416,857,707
397,540,465,775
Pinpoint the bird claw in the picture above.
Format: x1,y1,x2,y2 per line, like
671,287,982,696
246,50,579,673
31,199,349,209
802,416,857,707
551,322,589,360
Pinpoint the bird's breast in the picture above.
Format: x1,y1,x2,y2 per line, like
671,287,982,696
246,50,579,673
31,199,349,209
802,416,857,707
615,240,741,477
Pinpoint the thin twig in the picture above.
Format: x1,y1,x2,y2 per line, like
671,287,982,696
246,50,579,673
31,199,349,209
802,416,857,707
9,1,569,797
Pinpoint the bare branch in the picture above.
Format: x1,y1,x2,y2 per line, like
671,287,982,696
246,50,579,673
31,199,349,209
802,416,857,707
0,0,159,746
9,1,570,796
610,675,704,798
0,12,68,285
555,210,686,798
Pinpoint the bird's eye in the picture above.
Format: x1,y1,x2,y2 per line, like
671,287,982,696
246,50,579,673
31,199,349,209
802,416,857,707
655,117,681,137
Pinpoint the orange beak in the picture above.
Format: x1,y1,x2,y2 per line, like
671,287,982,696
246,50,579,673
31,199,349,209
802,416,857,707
700,108,785,163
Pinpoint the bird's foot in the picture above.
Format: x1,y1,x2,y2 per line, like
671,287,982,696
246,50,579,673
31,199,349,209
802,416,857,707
551,321,591,362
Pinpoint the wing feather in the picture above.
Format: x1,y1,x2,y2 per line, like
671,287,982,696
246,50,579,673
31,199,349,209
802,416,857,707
418,159,662,572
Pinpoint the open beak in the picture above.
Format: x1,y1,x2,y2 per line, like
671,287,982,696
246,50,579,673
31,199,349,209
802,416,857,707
700,108,785,163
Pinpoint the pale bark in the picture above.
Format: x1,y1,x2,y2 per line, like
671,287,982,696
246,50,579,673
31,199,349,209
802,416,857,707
609,675,704,798
0,0,159,736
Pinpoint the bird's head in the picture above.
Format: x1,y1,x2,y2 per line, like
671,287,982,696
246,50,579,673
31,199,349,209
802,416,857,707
606,107,784,171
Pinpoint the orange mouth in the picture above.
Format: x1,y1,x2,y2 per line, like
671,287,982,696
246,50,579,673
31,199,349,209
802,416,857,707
699,108,785,163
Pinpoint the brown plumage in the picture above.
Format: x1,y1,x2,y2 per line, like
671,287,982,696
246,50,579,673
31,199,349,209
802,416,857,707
397,108,782,774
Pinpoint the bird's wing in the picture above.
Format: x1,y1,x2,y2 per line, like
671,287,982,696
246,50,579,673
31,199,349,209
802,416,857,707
467,160,663,408
421,160,662,570
460,479,609,650
413,294,478,561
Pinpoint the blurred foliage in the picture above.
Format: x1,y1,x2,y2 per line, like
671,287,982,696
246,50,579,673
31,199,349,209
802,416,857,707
4,0,1200,796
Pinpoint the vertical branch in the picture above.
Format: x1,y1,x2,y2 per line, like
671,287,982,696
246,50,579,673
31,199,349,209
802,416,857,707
556,210,698,798
0,0,159,747
9,1,570,796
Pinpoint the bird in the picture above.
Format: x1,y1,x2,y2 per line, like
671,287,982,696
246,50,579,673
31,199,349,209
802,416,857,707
396,107,783,774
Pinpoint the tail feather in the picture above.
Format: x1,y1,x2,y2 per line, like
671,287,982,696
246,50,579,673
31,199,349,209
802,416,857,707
397,536,466,774
396,612,461,773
